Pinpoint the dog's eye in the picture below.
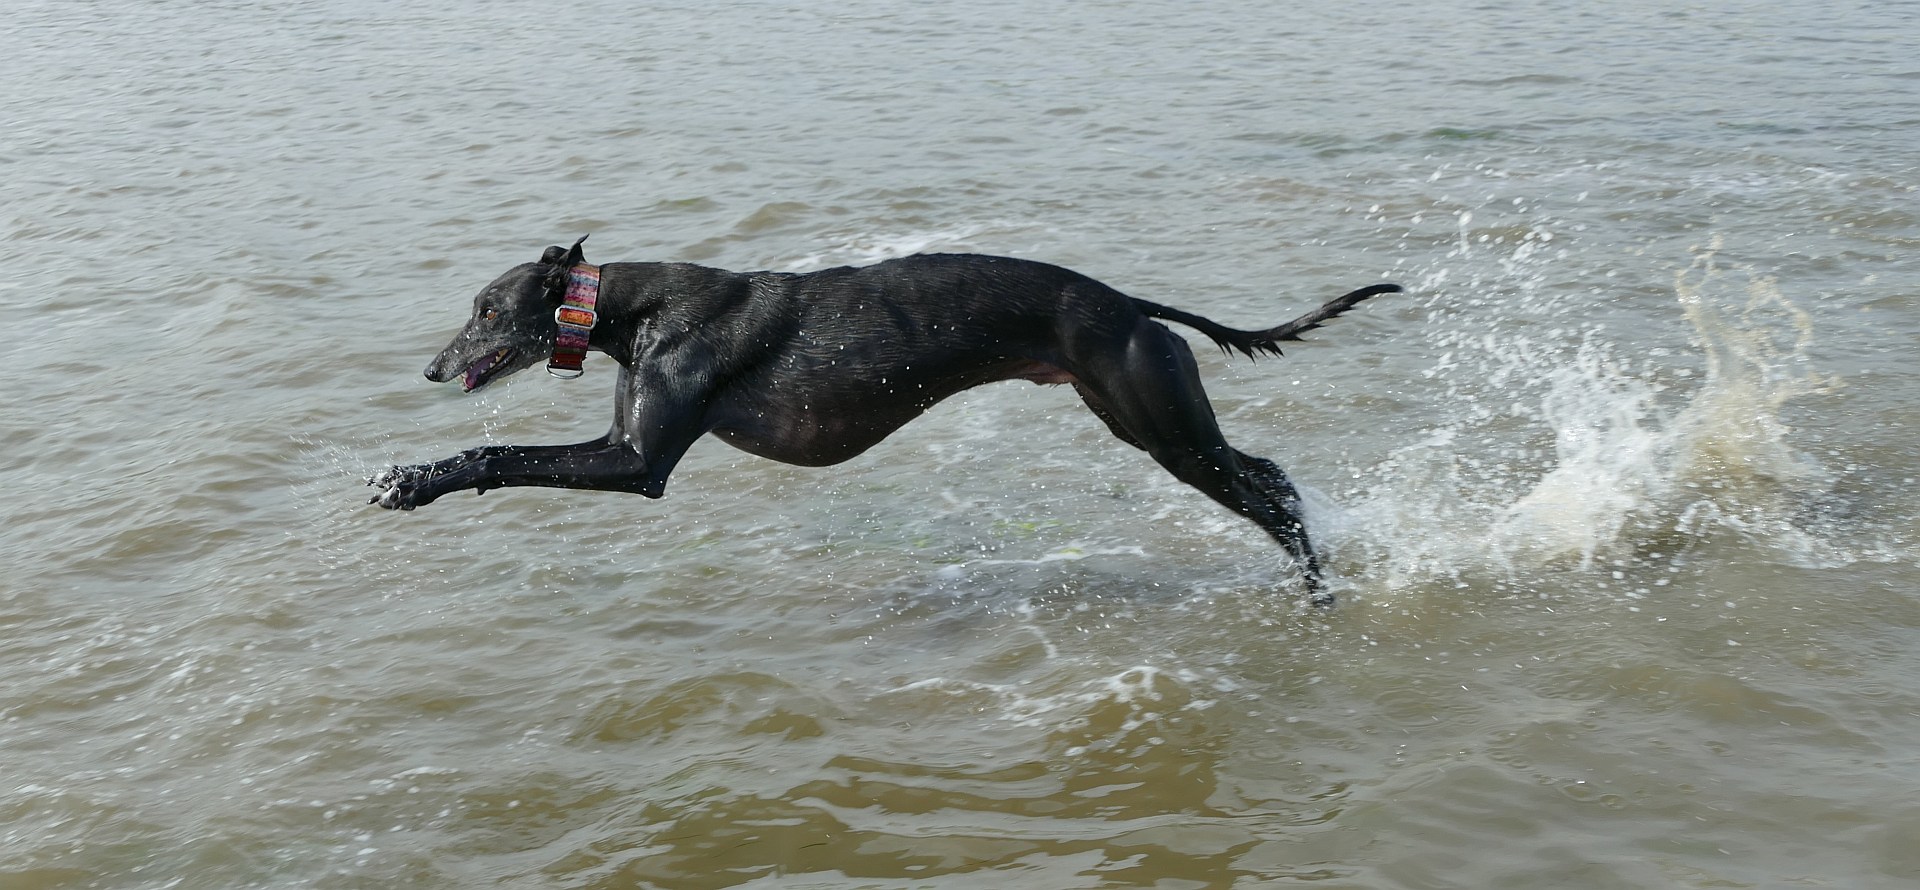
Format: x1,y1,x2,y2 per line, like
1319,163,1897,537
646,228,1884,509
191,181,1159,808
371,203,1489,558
482,308,498,320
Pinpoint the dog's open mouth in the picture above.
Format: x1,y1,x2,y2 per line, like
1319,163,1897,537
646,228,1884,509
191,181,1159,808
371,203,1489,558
461,347,514,392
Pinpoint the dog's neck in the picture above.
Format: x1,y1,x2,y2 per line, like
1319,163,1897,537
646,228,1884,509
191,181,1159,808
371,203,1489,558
547,262,602,378
570,261,761,372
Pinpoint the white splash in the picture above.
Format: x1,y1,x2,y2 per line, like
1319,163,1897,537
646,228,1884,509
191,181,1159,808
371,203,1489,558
1331,239,1837,588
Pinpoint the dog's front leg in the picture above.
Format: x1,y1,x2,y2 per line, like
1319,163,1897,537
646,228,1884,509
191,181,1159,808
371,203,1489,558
370,415,705,510
369,440,632,510
368,444,533,492
372,357,714,511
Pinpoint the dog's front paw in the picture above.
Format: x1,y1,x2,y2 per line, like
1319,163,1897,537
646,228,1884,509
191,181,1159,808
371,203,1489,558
365,465,405,489
366,464,434,510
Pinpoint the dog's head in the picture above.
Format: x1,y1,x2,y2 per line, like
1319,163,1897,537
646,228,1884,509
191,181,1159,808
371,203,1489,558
424,237,588,392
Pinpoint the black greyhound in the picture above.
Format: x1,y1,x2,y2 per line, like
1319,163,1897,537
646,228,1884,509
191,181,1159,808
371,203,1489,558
370,237,1397,604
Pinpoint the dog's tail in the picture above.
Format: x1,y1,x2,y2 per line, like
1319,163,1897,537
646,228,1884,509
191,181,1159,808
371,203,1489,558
1134,283,1401,359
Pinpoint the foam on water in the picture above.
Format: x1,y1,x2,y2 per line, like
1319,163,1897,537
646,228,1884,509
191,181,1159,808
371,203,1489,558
778,223,1018,271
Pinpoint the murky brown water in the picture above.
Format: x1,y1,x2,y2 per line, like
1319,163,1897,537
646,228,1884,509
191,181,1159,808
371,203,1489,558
5,0,1918,887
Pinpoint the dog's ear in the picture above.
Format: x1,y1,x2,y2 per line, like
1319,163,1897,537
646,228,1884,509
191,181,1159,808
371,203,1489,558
540,235,590,300
539,234,589,268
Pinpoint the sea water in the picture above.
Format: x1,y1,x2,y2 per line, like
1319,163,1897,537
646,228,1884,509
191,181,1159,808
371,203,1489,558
3,0,1917,886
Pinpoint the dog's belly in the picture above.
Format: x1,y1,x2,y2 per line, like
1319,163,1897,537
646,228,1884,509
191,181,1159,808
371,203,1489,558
710,418,903,467
1009,360,1077,386
709,359,1073,467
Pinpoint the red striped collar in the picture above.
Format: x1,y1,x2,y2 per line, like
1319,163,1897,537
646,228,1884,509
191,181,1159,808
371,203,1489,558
547,263,601,378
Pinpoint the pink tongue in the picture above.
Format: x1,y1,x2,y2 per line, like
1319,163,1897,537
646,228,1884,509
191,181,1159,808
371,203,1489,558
463,352,498,391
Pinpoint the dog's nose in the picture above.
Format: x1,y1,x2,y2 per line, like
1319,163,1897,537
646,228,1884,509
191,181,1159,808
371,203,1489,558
423,348,456,383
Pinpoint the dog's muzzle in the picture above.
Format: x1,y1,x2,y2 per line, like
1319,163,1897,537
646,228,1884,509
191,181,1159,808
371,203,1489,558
462,347,514,392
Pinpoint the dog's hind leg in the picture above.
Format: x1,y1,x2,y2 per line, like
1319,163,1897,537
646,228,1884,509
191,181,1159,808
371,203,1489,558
1071,382,1145,451
1070,317,1329,603
1233,451,1325,596
1073,385,1314,574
